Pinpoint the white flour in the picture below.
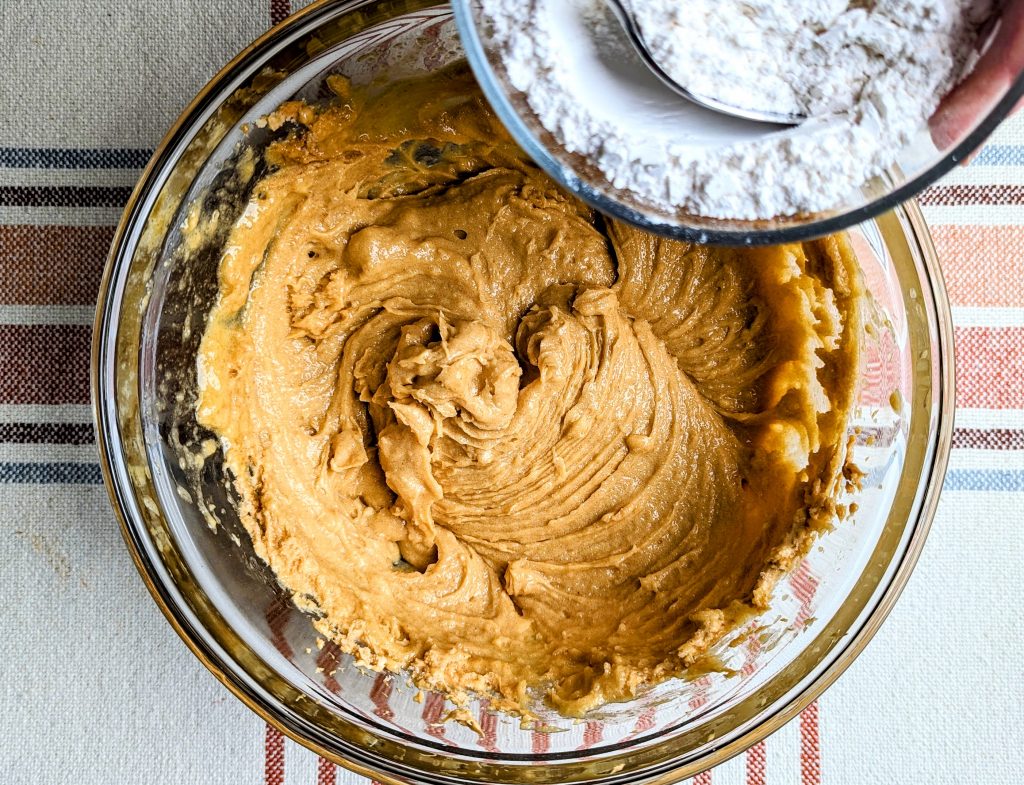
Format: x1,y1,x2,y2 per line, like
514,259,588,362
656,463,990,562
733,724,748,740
478,0,992,220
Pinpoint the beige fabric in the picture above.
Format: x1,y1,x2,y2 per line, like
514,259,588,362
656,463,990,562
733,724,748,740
0,1,1021,783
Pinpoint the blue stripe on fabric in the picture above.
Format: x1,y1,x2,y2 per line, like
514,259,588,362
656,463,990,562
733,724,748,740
0,462,102,484
944,469,1024,492
0,146,1016,170
0,148,151,169
1,145,1017,169
0,463,1019,492
969,145,1024,167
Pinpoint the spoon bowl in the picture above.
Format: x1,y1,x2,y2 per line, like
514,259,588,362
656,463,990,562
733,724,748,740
603,0,804,126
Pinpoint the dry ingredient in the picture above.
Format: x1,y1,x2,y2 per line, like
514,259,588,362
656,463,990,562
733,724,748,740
478,0,993,220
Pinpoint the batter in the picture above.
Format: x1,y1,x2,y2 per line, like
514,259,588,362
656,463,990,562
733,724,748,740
196,64,863,715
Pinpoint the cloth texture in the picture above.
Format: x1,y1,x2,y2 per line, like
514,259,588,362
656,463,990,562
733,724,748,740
0,1,1021,783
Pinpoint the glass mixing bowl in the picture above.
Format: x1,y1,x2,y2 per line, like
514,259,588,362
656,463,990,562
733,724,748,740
91,1,954,782
452,0,1024,245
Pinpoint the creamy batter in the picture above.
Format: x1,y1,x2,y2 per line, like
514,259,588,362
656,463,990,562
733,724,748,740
196,65,863,715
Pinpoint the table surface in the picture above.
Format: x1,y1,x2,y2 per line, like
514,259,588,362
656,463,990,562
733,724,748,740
1,2,1022,783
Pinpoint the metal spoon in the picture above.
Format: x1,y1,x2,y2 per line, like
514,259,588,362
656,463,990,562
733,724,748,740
603,0,805,126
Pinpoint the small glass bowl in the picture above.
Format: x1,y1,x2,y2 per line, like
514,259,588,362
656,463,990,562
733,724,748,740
92,1,955,782
453,0,1024,245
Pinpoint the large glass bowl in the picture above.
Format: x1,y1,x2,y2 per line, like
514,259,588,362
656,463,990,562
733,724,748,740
91,1,955,782
452,0,1024,245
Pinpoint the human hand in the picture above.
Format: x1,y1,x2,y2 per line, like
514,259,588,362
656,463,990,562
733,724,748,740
929,0,1024,151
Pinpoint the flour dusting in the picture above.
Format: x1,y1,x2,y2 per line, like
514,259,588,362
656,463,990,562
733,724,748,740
477,0,994,220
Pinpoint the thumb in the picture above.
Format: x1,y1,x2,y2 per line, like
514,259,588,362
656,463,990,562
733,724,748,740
929,1,1024,151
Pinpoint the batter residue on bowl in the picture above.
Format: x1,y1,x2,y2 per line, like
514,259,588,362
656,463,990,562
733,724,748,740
196,64,863,716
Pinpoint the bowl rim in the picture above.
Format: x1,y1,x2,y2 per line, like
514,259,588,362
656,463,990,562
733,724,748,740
91,1,957,782
452,0,1024,246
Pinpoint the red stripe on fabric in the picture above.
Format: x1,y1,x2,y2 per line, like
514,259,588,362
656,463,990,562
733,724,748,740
837,328,1024,415
688,675,712,712
634,706,656,734
931,225,1024,308
952,428,1024,450
0,225,111,304
370,673,395,722
265,596,294,659
849,230,904,324
576,720,603,751
316,640,343,694
745,740,767,785
693,770,713,785
264,724,285,785
920,184,1024,205
739,626,766,785
0,324,90,405
955,327,1024,409
791,562,820,627
532,727,550,755
741,624,762,677
853,425,901,448
478,702,499,753
856,326,902,408
270,0,291,26
316,756,336,785
367,672,415,736
794,562,823,785
620,706,656,744
421,691,448,742
799,702,822,785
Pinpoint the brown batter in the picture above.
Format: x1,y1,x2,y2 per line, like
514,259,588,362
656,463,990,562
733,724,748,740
196,64,862,716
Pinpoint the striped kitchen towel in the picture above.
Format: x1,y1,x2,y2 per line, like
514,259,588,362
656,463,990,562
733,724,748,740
0,1,1020,783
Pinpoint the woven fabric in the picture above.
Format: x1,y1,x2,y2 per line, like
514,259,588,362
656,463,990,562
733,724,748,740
1,1,1021,783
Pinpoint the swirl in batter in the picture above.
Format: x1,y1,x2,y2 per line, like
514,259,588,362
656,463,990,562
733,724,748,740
197,65,862,715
